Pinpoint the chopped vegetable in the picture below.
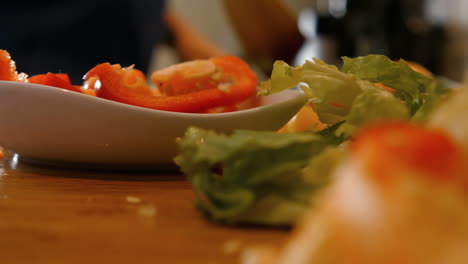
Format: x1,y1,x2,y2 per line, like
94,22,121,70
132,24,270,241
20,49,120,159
260,55,450,137
28,72,81,93
278,103,326,133
85,56,258,113
341,55,436,114
151,59,218,96
256,122,468,264
335,88,410,136
176,54,455,226
174,125,345,226
84,63,152,97
0,49,26,82
0,50,258,114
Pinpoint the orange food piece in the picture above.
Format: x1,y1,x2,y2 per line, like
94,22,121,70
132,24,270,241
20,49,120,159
406,61,433,77
80,87,97,96
351,122,465,187
81,76,99,96
279,103,326,133
28,72,81,93
151,59,217,96
119,67,152,96
374,83,395,93
373,61,432,92
0,49,20,81
29,73,71,84
83,67,151,97
85,56,258,113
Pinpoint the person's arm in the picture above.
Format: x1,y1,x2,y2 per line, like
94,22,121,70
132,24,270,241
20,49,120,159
164,9,228,61
222,0,304,71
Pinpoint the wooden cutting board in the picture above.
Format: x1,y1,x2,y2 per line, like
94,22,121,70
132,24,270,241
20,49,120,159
0,155,288,264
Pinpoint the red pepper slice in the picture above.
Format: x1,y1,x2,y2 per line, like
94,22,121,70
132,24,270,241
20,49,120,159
28,72,81,93
84,56,258,113
83,65,153,97
29,73,71,84
0,49,21,81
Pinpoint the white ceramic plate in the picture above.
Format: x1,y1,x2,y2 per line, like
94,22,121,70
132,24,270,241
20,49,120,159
0,81,307,169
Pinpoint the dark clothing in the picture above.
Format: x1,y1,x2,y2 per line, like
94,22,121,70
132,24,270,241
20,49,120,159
1,0,166,83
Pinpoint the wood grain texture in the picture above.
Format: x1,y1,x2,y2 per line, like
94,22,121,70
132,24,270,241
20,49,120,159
0,154,287,264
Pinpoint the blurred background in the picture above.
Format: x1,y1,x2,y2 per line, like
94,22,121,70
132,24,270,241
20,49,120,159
4,0,465,83
153,0,467,82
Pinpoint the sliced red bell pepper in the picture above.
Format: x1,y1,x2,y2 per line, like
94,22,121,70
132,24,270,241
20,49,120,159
0,49,21,81
29,72,82,93
29,73,71,84
28,74,46,84
83,66,152,97
84,56,258,113
151,59,219,96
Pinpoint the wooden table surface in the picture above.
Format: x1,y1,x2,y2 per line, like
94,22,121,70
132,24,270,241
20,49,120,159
0,153,288,264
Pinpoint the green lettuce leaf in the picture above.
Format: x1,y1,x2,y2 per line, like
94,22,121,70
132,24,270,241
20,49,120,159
341,55,435,114
261,58,371,125
175,54,451,227
174,126,340,226
411,81,453,123
260,55,450,133
260,56,414,134
336,88,410,137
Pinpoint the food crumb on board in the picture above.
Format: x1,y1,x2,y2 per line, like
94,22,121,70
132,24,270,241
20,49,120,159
138,204,157,217
222,239,242,255
240,246,276,264
126,195,142,204
125,196,157,217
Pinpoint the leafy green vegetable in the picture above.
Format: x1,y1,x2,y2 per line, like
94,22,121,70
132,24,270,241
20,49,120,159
174,127,339,225
336,88,410,137
260,58,415,137
260,58,365,125
318,120,347,145
341,55,435,114
411,81,453,123
175,54,453,227
260,55,450,134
